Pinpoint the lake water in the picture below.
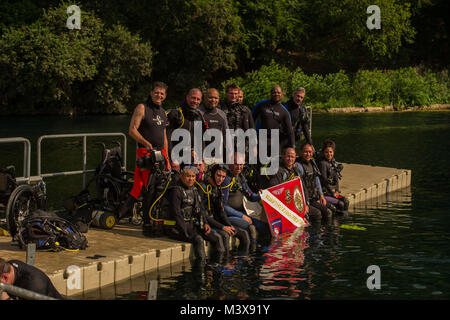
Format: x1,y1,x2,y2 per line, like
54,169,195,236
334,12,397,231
1,111,449,299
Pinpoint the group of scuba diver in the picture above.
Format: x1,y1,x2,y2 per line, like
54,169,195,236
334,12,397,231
116,81,350,263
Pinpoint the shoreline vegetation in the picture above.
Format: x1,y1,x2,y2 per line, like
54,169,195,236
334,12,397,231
322,104,450,114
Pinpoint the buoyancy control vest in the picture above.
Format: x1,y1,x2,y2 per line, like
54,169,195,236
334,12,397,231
324,161,339,193
178,186,202,220
221,102,249,130
278,164,301,183
226,174,249,211
300,161,319,201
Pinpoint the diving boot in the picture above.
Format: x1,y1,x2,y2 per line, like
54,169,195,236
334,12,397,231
337,200,350,216
327,203,338,215
117,195,137,222
249,225,257,243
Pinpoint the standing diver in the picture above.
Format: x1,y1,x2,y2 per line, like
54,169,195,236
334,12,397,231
118,82,171,236
283,87,313,146
252,85,295,155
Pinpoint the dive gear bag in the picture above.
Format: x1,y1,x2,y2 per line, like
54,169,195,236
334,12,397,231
18,210,88,251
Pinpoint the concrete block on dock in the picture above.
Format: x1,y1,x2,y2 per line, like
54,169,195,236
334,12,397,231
114,256,131,283
98,260,115,288
157,248,172,270
83,263,100,292
376,180,387,197
354,191,362,205
66,266,84,296
406,170,412,187
48,271,67,297
171,245,184,264
144,250,157,272
401,170,412,188
367,184,377,200
392,175,399,192
130,253,146,277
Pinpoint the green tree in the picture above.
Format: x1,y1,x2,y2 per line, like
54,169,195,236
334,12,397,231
77,0,243,96
287,0,416,72
0,3,153,115
0,4,103,114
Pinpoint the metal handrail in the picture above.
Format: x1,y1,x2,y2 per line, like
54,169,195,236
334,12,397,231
0,137,31,184
306,106,312,137
0,282,58,300
37,133,127,189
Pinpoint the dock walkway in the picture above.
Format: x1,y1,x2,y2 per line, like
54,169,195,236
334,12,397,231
0,163,411,297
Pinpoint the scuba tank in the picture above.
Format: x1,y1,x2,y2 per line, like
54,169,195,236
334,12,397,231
91,208,116,229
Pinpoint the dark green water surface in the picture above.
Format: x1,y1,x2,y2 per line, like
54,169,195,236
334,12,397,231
1,111,449,299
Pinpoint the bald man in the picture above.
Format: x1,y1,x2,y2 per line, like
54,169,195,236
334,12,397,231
198,88,230,163
252,86,295,154
167,88,208,160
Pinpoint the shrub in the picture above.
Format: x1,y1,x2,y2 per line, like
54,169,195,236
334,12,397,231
222,62,449,111
323,71,353,109
0,3,153,115
388,67,431,108
352,69,391,107
221,60,291,108
423,69,449,105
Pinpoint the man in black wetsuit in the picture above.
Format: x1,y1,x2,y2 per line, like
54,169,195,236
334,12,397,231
167,88,208,163
283,87,313,146
252,86,295,155
297,143,331,221
165,165,225,262
220,84,254,132
198,164,251,255
118,82,170,234
262,147,316,221
1,258,63,300
198,88,231,163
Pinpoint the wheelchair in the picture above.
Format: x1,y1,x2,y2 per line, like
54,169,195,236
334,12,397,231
65,141,144,227
0,165,47,240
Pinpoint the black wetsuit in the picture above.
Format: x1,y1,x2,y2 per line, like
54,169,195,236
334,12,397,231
165,182,224,260
298,159,329,221
264,163,302,189
284,98,312,145
198,105,230,161
252,100,295,153
137,100,168,150
220,101,254,131
318,158,349,212
8,260,63,300
318,159,341,196
167,103,208,155
199,179,250,253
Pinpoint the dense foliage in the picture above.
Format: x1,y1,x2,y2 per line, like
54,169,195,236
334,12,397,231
0,2,153,115
222,61,449,110
0,0,447,114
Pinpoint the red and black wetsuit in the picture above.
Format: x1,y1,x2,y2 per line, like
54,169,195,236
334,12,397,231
130,100,169,200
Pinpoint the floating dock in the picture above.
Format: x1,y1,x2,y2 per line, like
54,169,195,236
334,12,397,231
0,163,411,298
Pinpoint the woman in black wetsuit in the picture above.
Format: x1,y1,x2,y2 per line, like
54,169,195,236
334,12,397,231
318,139,350,215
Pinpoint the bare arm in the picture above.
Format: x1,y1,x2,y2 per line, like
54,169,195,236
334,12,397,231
129,104,152,149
